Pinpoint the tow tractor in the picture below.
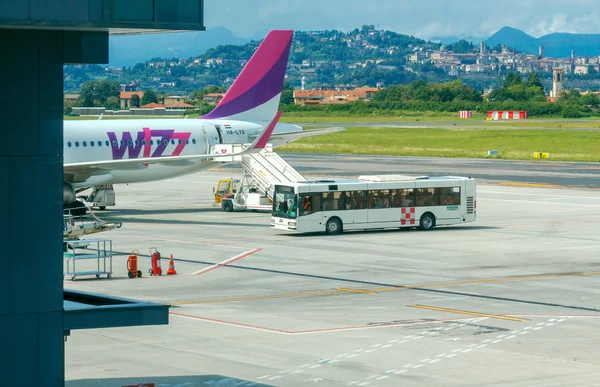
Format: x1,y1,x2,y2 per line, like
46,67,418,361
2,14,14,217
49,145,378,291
212,144,306,213
213,177,272,212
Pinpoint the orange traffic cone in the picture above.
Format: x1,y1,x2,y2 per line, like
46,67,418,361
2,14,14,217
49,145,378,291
167,254,177,275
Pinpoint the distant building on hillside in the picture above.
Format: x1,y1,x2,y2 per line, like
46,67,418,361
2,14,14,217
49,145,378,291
293,87,383,105
120,91,144,109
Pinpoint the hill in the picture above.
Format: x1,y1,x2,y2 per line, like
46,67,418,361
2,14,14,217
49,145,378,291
107,26,249,67
485,26,600,57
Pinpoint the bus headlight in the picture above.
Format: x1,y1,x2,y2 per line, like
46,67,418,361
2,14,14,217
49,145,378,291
289,221,296,226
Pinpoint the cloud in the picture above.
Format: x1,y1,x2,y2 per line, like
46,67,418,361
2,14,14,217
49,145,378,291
205,0,600,39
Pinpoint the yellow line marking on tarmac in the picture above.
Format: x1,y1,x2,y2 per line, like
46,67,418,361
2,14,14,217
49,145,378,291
171,290,342,305
371,271,600,292
408,304,529,322
335,287,377,294
498,182,568,189
171,271,600,305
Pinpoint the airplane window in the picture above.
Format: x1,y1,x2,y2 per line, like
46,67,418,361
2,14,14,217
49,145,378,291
134,140,139,146
192,139,196,144
186,140,189,145
98,141,102,147
128,140,132,146
163,139,168,145
178,140,182,145
90,141,94,147
142,140,146,146
120,141,124,146
171,140,175,145
75,141,79,147
150,140,154,145
67,142,72,147
113,141,117,146
82,141,87,147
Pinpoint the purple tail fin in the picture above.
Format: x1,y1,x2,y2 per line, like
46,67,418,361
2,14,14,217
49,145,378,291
201,30,294,123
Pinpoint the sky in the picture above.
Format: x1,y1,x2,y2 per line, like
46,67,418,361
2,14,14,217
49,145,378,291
205,0,600,40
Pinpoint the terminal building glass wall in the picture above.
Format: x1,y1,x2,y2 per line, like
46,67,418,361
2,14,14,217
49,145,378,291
0,1,204,385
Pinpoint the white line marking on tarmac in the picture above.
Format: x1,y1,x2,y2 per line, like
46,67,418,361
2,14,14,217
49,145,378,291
350,317,566,384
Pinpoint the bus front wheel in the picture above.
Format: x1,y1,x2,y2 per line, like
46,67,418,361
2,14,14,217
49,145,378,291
326,218,342,235
419,213,435,231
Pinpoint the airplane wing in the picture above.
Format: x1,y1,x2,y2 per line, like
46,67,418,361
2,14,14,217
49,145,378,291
64,111,282,183
269,127,346,148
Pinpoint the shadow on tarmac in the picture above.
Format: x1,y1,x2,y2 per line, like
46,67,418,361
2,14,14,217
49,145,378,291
280,225,501,238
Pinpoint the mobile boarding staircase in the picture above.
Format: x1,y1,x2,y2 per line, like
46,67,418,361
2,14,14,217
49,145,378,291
240,145,307,200
212,143,307,210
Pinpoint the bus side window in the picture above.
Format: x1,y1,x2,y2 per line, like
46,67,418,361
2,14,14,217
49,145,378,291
369,190,390,208
311,194,323,212
340,191,353,209
350,190,367,209
368,190,378,209
401,189,414,207
429,188,441,206
417,188,439,207
322,192,340,211
391,189,402,207
440,187,461,205
300,194,322,216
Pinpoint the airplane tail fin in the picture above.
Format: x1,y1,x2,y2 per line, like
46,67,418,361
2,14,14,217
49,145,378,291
201,30,294,124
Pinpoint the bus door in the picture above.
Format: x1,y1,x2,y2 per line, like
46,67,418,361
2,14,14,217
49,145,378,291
367,189,396,225
332,190,368,227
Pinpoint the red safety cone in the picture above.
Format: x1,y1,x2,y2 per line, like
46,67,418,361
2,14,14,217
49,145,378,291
167,254,177,275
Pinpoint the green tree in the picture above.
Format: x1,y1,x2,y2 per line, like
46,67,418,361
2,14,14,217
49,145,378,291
280,82,294,105
502,71,522,88
526,72,543,89
130,94,141,108
141,89,158,105
581,92,600,107
104,96,120,110
78,80,120,107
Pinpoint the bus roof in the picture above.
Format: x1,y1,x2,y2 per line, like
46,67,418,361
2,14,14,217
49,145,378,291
280,175,474,188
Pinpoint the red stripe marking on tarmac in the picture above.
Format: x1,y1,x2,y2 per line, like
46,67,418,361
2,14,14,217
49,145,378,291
170,312,293,334
193,248,262,275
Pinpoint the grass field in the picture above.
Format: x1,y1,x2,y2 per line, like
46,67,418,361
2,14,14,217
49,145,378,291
279,127,600,162
62,114,600,162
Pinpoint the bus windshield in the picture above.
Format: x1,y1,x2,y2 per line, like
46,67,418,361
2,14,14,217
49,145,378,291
272,191,298,219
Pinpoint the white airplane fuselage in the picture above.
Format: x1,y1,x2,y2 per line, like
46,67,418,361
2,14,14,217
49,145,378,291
64,118,301,188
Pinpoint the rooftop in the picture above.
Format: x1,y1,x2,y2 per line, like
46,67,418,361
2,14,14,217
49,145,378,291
287,175,473,187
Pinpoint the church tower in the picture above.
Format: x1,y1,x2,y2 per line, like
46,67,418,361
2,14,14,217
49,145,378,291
550,67,563,98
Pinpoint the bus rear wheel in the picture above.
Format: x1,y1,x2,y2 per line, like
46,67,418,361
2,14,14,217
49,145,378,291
419,213,435,231
326,218,342,235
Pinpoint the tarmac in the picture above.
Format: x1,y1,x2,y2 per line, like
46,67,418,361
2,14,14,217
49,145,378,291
64,156,600,387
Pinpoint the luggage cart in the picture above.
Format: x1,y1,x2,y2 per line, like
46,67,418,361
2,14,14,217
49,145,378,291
63,239,113,281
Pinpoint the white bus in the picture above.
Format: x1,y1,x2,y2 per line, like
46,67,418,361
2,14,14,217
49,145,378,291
270,175,476,234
